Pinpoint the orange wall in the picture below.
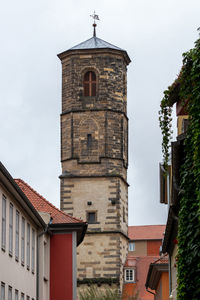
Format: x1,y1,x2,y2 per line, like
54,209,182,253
161,272,169,300
147,240,162,256
122,283,137,300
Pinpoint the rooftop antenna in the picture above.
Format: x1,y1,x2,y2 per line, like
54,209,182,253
90,11,100,37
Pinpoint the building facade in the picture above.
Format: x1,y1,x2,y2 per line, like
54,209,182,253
123,225,166,299
58,31,131,291
145,254,169,300
160,85,188,300
0,162,46,300
0,162,87,300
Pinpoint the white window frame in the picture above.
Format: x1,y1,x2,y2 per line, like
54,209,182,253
1,282,5,300
27,223,30,269
9,203,13,255
21,217,25,265
15,211,20,260
124,268,135,282
128,241,135,251
31,229,35,273
1,195,6,250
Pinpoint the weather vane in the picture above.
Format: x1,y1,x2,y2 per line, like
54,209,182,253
90,11,100,37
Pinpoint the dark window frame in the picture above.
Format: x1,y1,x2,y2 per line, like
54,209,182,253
83,71,97,97
86,211,97,224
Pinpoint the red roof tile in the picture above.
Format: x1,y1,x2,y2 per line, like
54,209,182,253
15,179,83,224
128,225,165,240
153,253,169,265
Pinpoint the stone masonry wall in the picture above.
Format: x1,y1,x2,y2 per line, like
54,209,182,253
61,176,128,289
61,177,128,235
61,52,127,114
59,46,130,292
61,110,128,179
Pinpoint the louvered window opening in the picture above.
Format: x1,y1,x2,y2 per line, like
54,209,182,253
84,71,96,96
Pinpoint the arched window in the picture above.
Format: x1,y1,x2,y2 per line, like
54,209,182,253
83,71,96,96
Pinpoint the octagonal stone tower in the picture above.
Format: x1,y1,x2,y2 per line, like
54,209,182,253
58,30,131,293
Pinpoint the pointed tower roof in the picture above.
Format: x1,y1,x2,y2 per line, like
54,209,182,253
58,35,131,64
69,36,124,51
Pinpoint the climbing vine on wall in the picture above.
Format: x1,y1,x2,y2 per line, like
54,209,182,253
160,36,200,299
159,90,173,172
177,37,200,300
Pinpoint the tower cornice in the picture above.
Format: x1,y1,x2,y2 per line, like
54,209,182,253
57,47,131,65
61,108,129,121
59,174,129,187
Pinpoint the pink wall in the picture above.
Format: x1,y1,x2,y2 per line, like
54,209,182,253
50,233,73,300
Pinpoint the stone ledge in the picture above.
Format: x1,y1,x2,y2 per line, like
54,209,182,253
77,277,120,287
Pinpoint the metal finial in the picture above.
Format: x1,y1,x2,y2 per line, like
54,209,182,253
90,11,100,37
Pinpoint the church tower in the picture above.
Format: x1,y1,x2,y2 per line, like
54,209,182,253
58,22,131,292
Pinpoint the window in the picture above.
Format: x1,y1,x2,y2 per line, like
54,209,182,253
9,203,13,255
31,229,35,273
8,286,12,300
159,163,170,204
125,269,135,282
123,206,125,222
21,217,25,265
44,240,48,279
26,296,30,300
15,290,19,300
128,242,135,251
15,211,19,260
87,134,92,149
87,212,96,224
1,195,6,250
21,293,24,300
1,282,5,300
27,223,30,269
83,71,96,96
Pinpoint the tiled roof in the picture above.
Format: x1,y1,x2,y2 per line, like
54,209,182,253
153,254,169,265
15,179,83,224
69,36,124,51
128,225,166,240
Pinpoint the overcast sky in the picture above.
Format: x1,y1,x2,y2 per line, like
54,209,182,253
0,0,200,225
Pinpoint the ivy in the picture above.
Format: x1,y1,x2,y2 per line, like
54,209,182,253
159,90,173,172
159,35,200,299
177,37,200,300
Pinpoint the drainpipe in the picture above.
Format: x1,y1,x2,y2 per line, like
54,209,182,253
36,219,52,300
167,173,172,295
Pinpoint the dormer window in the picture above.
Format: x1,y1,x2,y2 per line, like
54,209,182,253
84,71,96,96
124,268,135,282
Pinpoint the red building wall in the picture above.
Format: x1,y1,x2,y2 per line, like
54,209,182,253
50,233,73,300
147,240,162,256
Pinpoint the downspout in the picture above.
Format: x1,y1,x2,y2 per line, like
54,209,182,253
167,172,172,295
36,219,52,300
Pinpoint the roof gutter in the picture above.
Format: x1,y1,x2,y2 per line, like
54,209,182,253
0,162,46,229
49,222,88,246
